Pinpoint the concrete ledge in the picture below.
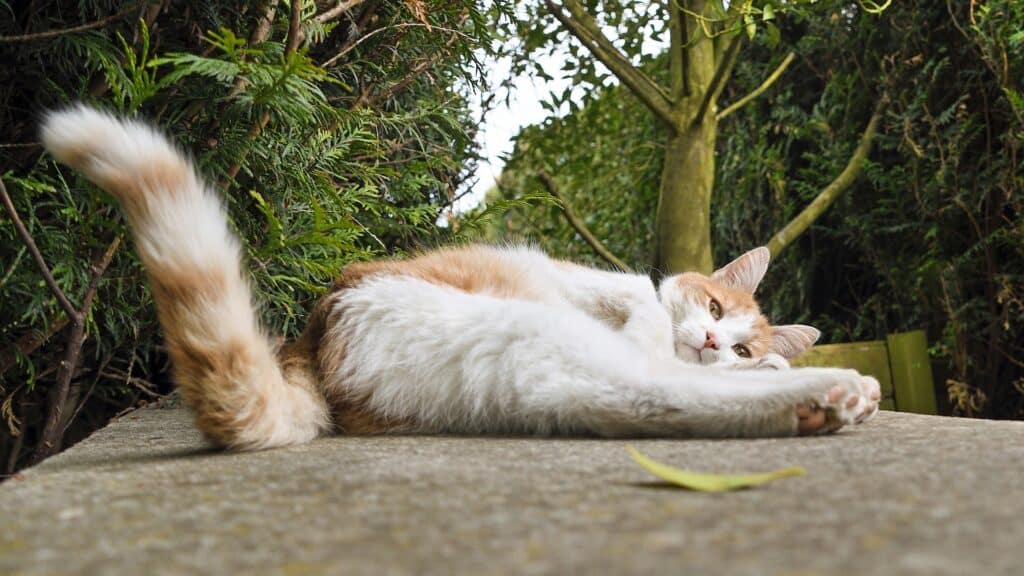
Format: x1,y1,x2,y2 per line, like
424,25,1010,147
2,408,1022,575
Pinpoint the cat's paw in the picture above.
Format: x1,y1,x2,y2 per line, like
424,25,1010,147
754,353,790,371
796,375,881,435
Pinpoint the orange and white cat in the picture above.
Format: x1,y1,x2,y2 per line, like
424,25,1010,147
41,106,880,451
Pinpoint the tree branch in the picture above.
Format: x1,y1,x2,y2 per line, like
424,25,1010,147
357,18,464,109
31,236,121,465
668,0,685,100
692,31,743,127
285,0,303,54
0,317,70,377
0,5,137,43
537,169,629,271
766,98,887,257
0,178,78,319
716,51,796,121
314,0,367,24
222,0,303,185
545,0,676,127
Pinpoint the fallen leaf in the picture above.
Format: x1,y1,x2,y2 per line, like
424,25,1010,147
627,447,805,492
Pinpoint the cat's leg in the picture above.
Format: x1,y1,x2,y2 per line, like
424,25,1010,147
727,353,791,371
324,275,879,438
535,257,675,359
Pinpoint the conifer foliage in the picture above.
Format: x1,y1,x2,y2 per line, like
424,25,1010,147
0,0,505,471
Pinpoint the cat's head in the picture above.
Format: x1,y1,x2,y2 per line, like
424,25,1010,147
657,247,820,365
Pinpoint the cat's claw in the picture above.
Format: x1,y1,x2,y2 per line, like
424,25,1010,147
797,375,881,435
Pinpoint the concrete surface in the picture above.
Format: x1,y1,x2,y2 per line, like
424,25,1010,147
1,406,1022,575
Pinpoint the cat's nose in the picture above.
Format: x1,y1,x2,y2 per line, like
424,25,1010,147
703,331,719,350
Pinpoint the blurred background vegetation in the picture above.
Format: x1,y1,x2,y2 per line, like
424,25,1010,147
0,0,517,471
1,0,1021,473
493,0,1023,420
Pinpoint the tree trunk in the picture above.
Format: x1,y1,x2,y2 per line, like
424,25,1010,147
652,0,719,275
655,120,716,275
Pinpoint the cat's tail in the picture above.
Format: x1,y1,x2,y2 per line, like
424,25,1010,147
40,105,331,450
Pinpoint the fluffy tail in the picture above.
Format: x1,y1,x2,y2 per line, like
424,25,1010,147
41,105,330,450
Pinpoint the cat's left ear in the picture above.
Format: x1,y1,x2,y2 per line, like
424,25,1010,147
770,325,821,358
711,247,770,294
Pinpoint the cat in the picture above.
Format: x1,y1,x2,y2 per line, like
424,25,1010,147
40,105,880,451
530,245,812,371
659,246,817,370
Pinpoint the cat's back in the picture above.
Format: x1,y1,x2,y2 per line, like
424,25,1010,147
332,244,557,302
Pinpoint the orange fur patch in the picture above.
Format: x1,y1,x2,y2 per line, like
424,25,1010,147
332,246,546,300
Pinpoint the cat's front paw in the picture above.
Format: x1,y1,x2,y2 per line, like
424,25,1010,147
796,375,881,435
755,353,790,371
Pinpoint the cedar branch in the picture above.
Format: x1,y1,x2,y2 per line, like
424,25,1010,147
538,169,629,271
314,0,367,24
222,0,303,185
0,317,71,377
0,5,136,43
0,178,78,319
766,98,887,257
31,236,121,464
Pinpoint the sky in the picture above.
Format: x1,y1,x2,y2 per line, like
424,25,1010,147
460,27,668,215
459,50,573,213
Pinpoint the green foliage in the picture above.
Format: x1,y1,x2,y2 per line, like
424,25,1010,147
0,0,510,471
494,1,1023,418
715,0,1023,418
489,61,664,268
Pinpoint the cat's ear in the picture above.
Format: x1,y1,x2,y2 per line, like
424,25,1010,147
710,247,770,293
770,325,821,358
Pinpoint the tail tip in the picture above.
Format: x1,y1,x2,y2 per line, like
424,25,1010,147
40,104,120,166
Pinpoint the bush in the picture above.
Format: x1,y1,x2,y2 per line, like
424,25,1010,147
0,0,505,471
493,1,1024,419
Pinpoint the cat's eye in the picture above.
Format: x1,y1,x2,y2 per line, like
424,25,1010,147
733,344,751,358
709,298,723,320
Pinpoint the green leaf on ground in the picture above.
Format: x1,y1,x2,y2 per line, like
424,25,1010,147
627,447,805,492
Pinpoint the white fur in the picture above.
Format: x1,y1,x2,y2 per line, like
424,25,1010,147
323,273,878,438
41,105,330,449
657,278,760,364
42,105,877,447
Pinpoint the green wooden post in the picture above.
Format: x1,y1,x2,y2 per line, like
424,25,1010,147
790,341,896,410
886,330,938,415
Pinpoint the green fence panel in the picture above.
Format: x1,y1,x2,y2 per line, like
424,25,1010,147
789,330,937,414
886,330,938,415
790,340,896,411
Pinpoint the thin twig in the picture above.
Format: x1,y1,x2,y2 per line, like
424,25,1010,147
359,20,463,109
0,245,25,289
100,369,161,396
545,0,676,127
716,51,796,122
284,0,303,54
0,5,137,43
537,169,629,271
0,316,71,377
321,23,472,68
80,237,122,318
0,177,78,319
30,236,121,464
766,97,887,256
315,0,367,24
